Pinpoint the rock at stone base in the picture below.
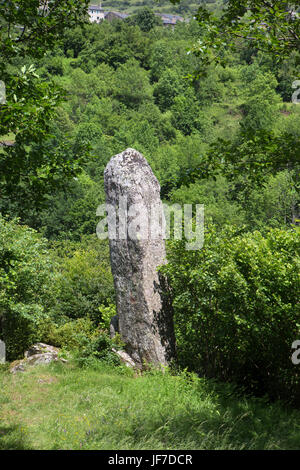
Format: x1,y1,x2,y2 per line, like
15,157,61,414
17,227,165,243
10,343,67,374
24,343,59,358
10,361,26,373
112,348,136,368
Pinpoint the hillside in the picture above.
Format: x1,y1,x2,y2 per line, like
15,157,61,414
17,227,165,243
1,0,299,453
91,0,222,16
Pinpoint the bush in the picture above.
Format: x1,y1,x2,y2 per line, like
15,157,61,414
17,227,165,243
50,236,115,323
98,303,117,331
73,332,121,368
0,216,54,360
161,225,300,404
37,316,99,351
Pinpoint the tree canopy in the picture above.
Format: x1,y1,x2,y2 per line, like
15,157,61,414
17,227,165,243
172,0,300,72
0,0,90,206
170,0,300,187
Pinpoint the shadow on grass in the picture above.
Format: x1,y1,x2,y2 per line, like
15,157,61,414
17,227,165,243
101,376,300,450
157,380,300,450
0,425,32,450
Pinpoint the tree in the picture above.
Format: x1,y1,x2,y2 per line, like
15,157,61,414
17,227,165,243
113,59,152,109
171,88,202,135
177,129,300,193
0,0,90,208
131,7,158,32
153,67,187,110
169,0,300,189
0,215,54,359
239,65,282,133
161,224,300,403
170,0,300,74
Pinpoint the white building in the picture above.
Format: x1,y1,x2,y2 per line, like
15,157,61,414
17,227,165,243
88,4,105,23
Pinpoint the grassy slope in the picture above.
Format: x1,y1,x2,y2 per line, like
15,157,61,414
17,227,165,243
92,0,218,16
1,362,300,450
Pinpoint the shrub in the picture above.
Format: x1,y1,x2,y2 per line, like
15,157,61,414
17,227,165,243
50,236,115,323
37,316,99,351
73,332,121,368
0,216,54,360
98,303,117,331
161,225,300,404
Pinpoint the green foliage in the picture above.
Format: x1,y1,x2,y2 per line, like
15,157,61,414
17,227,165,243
49,236,114,323
168,0,300,185
239,65,282,133
245,170,299,229
113,59,152,108
5,10,297,233
76,21,150,70
130,7,158,32
114,118,159,155
149,40,176,82
161,225,300,404
37,317,98,351
171,88,202,135
16,171,106,241
153,67,187,110
0,216,54,360
98,303,117,331
0,1,89,62
0,218,115,360
73,332,121,368
1,3,299,419
169,176,246,227
62,25,87,58
179,128,300,192
186,0,300,74
0,0,91,206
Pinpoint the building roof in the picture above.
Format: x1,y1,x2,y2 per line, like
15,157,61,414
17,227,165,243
88,8,183,24
104,11,130,19
155,13,184,25
158,13,184,20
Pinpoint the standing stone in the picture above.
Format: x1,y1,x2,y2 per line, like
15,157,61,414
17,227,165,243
104,148,175,369
0,340,5,364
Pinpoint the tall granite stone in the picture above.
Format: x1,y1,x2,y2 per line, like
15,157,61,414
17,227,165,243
104,148,175,369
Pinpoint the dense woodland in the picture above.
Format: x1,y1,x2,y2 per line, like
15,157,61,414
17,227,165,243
0,0,299,424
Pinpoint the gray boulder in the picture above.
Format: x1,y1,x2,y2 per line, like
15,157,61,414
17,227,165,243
112,348,136,368
25,342,59,358
10,343,67,374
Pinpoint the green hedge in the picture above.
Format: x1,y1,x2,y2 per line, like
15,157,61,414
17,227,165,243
161,225,300,404
0,218,116,360
49,236,115,323
0,216,53,360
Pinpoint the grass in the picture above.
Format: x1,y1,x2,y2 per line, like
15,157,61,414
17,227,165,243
97,0,211,16
1,361,300,450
